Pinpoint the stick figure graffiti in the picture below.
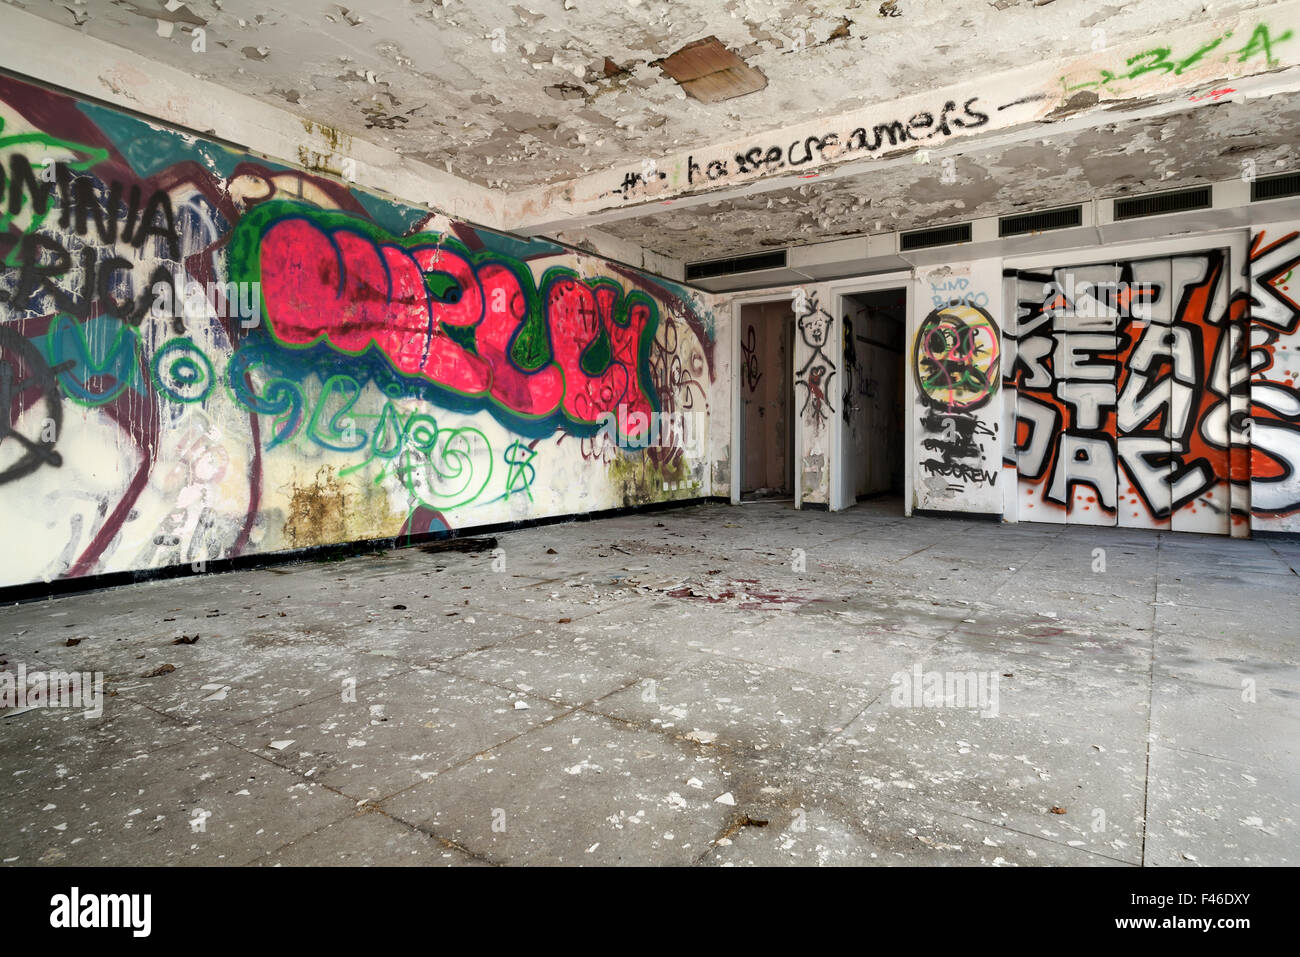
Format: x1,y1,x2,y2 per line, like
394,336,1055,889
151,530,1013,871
795,293,836,427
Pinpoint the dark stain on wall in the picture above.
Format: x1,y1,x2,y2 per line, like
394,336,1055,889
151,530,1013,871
284,466,349,547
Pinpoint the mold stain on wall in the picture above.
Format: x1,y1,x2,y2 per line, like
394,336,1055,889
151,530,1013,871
283,466,350,548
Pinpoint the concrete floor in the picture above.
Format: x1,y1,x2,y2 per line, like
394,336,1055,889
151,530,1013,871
1,499,1297,867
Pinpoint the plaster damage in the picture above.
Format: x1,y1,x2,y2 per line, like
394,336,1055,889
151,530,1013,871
600,95,1300,261
14,0,1269,194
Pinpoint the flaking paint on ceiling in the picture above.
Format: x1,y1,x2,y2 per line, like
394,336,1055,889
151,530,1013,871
590,93,1300,261
15,0,1268,192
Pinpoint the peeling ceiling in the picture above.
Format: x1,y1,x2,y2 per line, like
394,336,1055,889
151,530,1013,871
592,91,1300,261
12,0,1274,191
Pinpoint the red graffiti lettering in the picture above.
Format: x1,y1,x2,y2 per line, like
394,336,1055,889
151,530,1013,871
257,219,652,431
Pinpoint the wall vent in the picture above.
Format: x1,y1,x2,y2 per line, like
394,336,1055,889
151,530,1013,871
999,205,1083,237
1251,171,1300,203
685,250,787,280
1113,186,1212,221
899,222,972,251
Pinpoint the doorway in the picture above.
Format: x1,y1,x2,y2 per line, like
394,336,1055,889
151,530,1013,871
840,288,908,505
739,300,795,501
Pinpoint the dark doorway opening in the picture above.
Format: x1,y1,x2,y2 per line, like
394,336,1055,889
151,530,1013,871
841,288,907,504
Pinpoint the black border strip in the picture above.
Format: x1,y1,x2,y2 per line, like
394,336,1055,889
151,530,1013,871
1254,528,1300,542
913,508,1003,522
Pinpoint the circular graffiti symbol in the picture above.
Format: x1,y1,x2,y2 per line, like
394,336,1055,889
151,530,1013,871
151,338,215,404
400,414,493,510
913,303,1001,412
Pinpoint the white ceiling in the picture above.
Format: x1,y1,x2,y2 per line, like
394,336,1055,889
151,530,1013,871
12,0,1300,265
16,0,1261,189
594,91,1300,261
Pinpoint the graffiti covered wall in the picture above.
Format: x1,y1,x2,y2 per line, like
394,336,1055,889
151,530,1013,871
1005,250,1245,534
0,74,719,590
1000,234,1300,536
1249,223,1300,534
910,262,1004,514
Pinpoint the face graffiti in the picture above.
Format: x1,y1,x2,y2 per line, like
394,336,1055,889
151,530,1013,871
0,75,715,589
914,303,1001,413
913,301,1002,494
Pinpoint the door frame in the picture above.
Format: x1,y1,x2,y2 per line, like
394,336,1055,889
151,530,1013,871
1001,228,1252,532
827,273,912,512
730,292,802,507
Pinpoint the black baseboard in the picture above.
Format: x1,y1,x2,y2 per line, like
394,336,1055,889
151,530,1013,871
0,496,730,606
799,501,829,511
912,508,1004,522
1254,528,1300,543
